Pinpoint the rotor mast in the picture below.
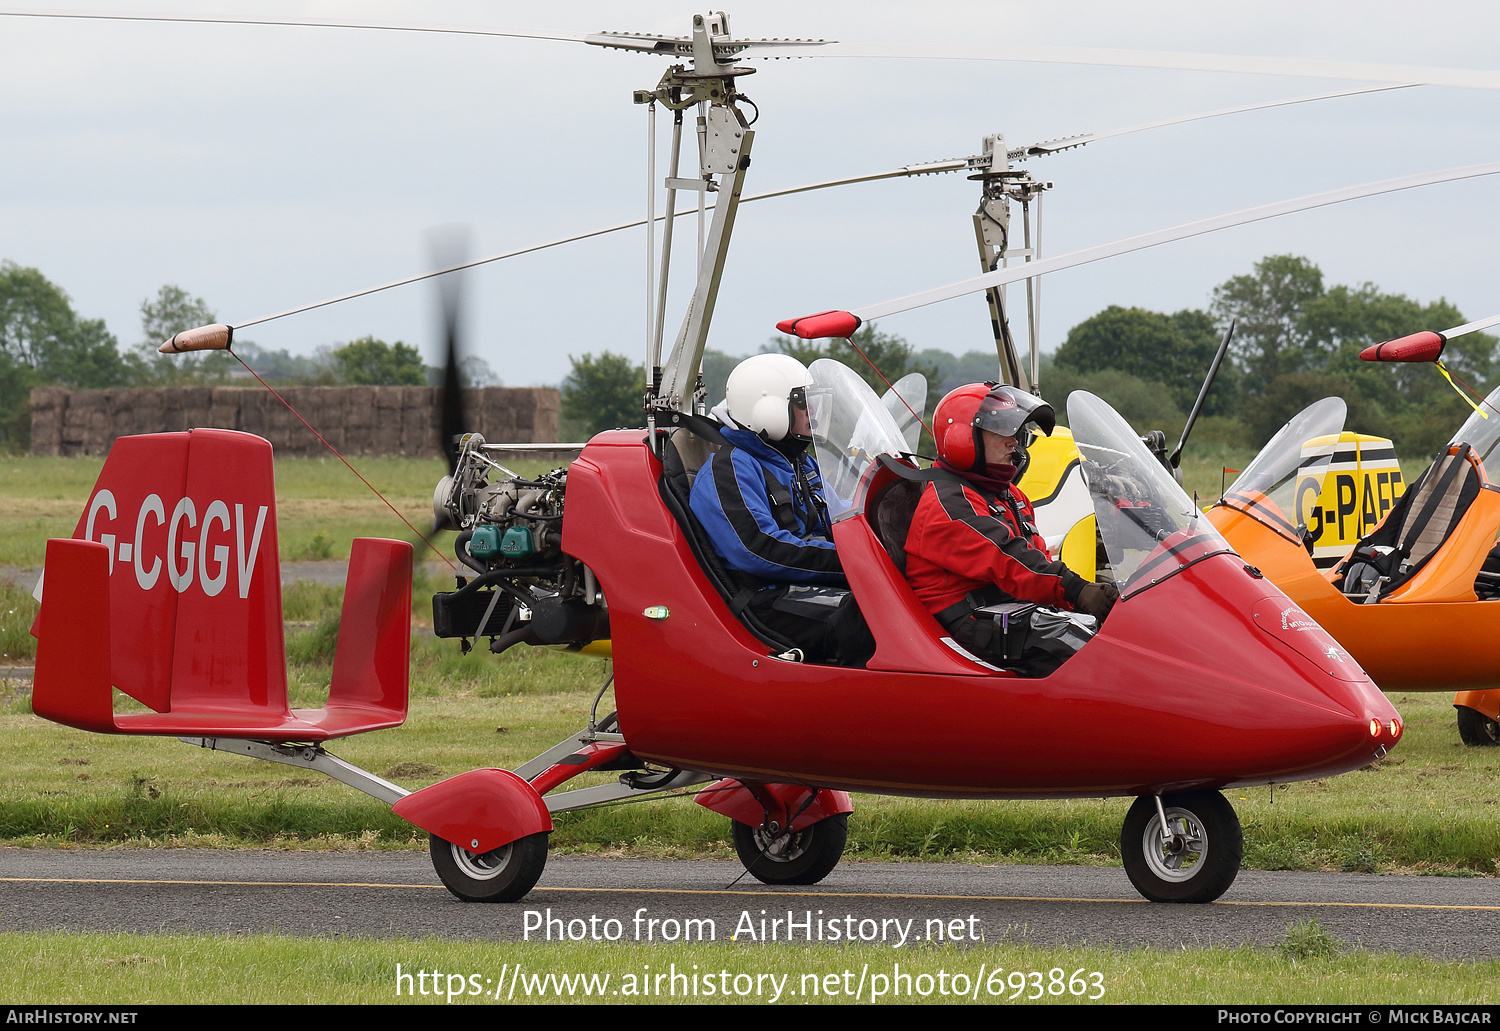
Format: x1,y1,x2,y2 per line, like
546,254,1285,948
602,12,765,419
969,134,1052,394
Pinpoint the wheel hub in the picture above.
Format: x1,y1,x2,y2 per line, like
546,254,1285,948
1143,810,1207,882
450,841,515,881
755,826,810,863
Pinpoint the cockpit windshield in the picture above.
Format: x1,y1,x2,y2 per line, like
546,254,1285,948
881,372,928,455
1218,397,1346,543
1449,383,1500,473
807,358,914,518
1068,391,1236,599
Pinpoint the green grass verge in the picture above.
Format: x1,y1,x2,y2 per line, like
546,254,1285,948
2,929,1495,1004
0,578,39,664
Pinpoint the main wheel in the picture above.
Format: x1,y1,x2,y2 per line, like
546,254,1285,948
732,813,848,886
430,831,548,902
1121,791,1241,904
1457,706,1500,746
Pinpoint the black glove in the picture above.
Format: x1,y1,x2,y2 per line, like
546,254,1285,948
1076,582,1119,620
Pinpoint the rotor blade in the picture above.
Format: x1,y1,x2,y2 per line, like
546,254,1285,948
1170,320,1236,470
11,10,1500,91
848,160,1500,322
221,142,1494,336
223,86,1439,332
1441,313,1500,340
227,169,972,333
1020,84,1421,158
743,160,970,199
736,41,1500,92
429,225,472,477
0,10,588,45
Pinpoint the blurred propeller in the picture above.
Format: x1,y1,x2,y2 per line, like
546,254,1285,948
429,224,473,476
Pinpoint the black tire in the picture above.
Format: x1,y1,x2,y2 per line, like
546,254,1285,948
732,813,848,886
430,831,548,903
1121,791,1241,904
1456,706,1500,746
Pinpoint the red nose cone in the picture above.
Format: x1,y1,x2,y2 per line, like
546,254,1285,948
1360,331,1445,363
775,310,862,339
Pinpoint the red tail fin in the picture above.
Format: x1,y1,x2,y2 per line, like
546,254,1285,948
63,428,284,715
32,538,117,734
37,429,408,741
327,538,412,715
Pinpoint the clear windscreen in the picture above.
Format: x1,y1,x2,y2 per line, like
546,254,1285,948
1449,383,1500,473
881,372,928,454
1068,391,1235,597
807,358,912,518
1221,397,1346,542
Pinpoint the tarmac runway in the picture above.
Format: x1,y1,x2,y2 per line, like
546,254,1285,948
1,849,1496,957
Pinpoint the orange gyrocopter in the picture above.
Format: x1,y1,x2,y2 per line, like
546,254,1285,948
1207,320,1500,744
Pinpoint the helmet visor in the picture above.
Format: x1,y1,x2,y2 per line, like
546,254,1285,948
787,385,811,439
973,386,1056,440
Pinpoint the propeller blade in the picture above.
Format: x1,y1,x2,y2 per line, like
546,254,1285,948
428,225,472,477
1171,319,1236,470
847,159,1500,322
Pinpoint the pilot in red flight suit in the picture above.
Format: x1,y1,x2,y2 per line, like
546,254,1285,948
904,383,1117,671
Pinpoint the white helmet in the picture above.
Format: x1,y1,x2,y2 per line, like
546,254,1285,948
725,353,811,441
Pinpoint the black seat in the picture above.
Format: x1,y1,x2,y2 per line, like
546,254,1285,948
1337,444,1481,600
653,415,799,654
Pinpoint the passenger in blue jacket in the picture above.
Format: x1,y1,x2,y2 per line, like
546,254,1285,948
689,354,871,665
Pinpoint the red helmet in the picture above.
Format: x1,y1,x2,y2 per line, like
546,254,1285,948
933,383,1056,471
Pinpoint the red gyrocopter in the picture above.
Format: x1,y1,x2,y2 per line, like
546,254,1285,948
32,360,1401,905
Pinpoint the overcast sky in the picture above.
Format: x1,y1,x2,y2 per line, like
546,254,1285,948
3,0,1499,388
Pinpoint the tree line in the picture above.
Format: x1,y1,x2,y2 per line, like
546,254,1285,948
561,254,1496,458
0,262,496,452
1048,254,1495,456
8,255,1485,459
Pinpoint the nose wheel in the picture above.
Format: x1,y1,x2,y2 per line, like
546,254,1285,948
430,831,549,902
1121,791,1241,903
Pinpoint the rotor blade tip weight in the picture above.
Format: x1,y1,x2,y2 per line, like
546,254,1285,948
159,324,233,354
1360,331,1445,363
775,310,861,339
